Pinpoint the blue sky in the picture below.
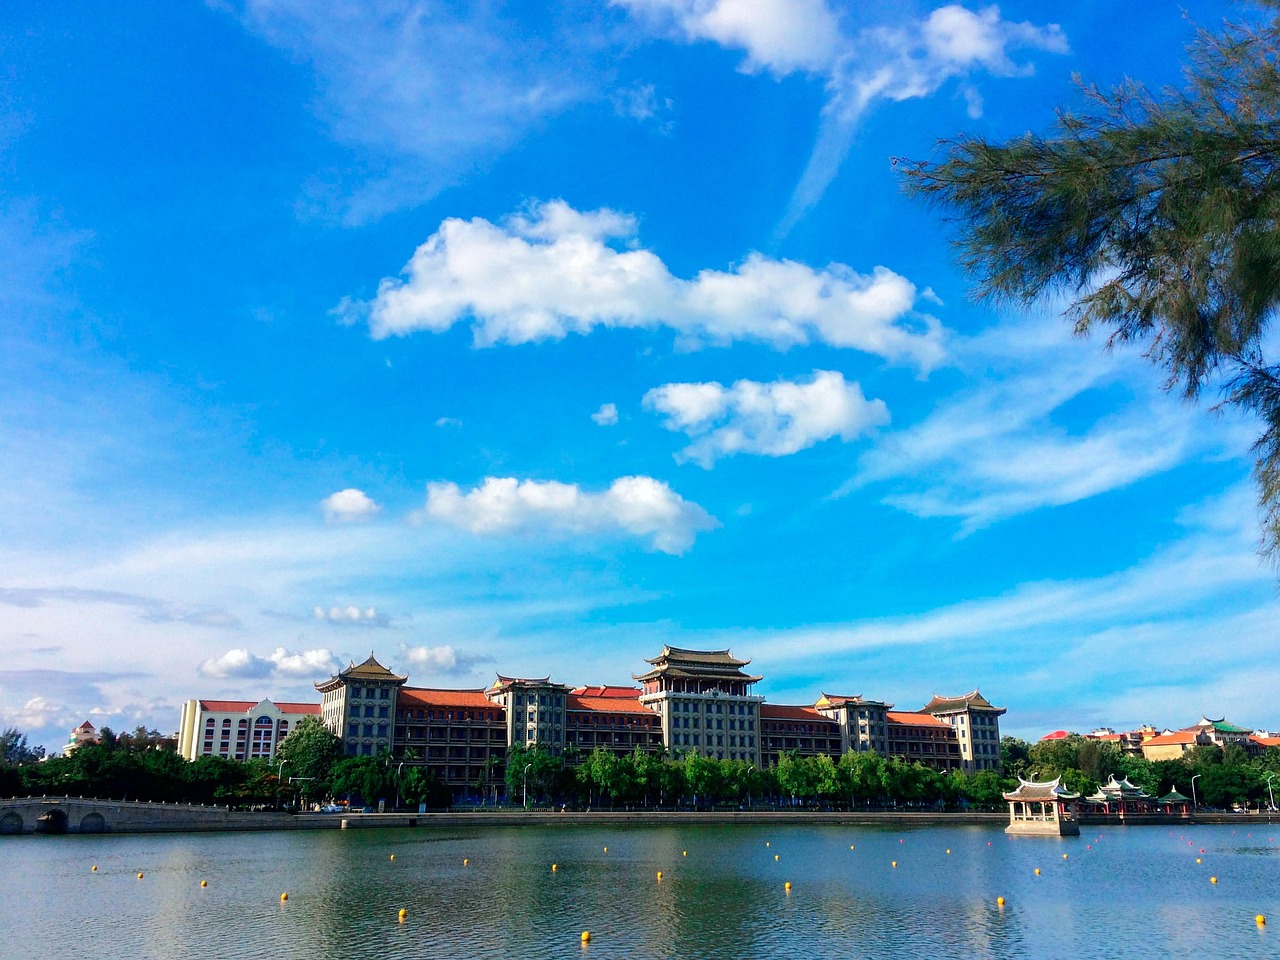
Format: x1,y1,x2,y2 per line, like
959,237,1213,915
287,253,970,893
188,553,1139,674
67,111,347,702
2,0,1275,753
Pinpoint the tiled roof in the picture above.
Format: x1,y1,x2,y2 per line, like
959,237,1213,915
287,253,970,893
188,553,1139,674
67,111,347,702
570,685,642,699
886,711,950,728
567,694,653,715
643,646,751,667
1003,776,1079,801
399,688,495,709
1040,729,1072,741
922,690,1004,713
197,699,320,715
340,653,408,681
1252,736,1280,749
761,704,834,723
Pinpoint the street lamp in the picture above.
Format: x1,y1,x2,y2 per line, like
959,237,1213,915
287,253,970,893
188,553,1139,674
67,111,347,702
1191,774,1201,812
522,763,532,810
395,762,405,811
276,759,289,811
747,765,755,811
1265,773,1276,813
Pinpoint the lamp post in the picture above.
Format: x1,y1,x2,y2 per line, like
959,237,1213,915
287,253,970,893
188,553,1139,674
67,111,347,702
1191,773,1201,812
395,762,405,811
1265,773,1276,812
747,765,755,811
276,759,289,811
523,763,532,810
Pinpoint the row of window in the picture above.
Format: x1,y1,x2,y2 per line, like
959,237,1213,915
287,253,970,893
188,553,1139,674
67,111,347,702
348,722,390,738
668,701,755,717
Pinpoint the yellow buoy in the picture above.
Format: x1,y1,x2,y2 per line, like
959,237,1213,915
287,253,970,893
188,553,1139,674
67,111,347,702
850,845,855,850
552,864,558,872
1211,877,1218,884
1062,853,1068,860
603,847,608,853
682,850,687,857
774,854,780,861
136,873,144,880
398,908,407,922
1034,869,1041,876
891,861,897,868
200,880,208,888
784,881,792,891
463,858,469,866
996,896,1005,907
1197,858,1202,864
1257,915,1267,926
766,842,771,847
581,931,591,943
91,865,98,872
390,854,395,861
281,892,288,901
946,849,951,855
656,871,663,880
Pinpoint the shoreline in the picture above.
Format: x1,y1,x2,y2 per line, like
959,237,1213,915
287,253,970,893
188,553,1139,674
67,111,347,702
4,797,1276,835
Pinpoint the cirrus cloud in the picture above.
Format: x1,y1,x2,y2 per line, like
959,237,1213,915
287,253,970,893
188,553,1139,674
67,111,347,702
423,475,718,554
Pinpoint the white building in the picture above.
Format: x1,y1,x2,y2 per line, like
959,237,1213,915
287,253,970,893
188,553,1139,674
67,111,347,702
177,697,320,762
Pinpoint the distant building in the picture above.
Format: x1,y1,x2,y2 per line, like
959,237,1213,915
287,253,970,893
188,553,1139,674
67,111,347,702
177,698,320,761
1140,717,1257,762
63,721,99,755
176,645,1004,801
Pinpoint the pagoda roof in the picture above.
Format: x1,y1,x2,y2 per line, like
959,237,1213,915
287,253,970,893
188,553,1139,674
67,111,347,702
1003,776,1080,801
1093,775,1150,799
315,653,407,690
1158,789,1191,804
1195,717,1252,734
922,690,1005,715
632,664,762,683
815,693,892,710
642,645,752,667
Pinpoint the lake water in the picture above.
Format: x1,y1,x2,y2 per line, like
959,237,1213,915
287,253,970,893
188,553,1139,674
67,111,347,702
4,821,1278,959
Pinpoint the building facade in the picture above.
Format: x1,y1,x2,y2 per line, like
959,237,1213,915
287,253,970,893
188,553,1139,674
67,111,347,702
177,697,320,761
301,645,1002,798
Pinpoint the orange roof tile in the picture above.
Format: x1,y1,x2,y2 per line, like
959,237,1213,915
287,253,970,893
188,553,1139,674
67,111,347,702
197,699,320,715
399,688,494,709
761,704,835,723
567,694,652,714
886,710,950,728
1251,736,1280,748
1142,730,1199,747
570,685,642,699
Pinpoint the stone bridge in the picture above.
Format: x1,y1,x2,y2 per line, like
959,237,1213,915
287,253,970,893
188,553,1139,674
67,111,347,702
0,797,306,835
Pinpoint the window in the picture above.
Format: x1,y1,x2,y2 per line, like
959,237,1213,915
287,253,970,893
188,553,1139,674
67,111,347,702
378,706,389,719
363,705,375,718
377,723,388,738
380,688,390,700
363,723,374,737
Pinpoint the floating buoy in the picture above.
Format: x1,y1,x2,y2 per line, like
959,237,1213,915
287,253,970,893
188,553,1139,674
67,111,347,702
1200,848,1205,853
850,845,855,850
552,864,558,872
1197,858,1202,864
1062,854,1068,860
91,866,97,872
682,851,687,857
1034,869,1041,876
946,849,951,855
390,854,395,861
996,897,1005,907
280,892,288,901
1211,877,1218,884
891,861,897,868
1087,845,1091,850
398,908,407,922
603,847,608,853
1258,915,1267,926
784,881,792,891
201,880,208,888
656,871,663,880
581,931,591,943
774,854,780,861
136,873,144,880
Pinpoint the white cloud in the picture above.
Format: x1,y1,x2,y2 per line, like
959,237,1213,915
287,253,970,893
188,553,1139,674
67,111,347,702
615,2,1066,232
1,695,70,733
402,644,493,676
349,199,943,369
198,646,340,679
229,1,591,222
849,319,1250,533
314,605,386,627
321,488,380,523
434,417,462,429
423,475,719,554
592,402,619,426
645,369,889,466
618,0,844,75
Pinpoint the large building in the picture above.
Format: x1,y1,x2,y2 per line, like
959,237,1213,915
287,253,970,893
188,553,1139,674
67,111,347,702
177,697,320,761
303,646,1003,799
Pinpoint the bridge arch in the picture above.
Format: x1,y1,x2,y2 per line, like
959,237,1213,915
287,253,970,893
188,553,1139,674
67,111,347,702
79,811,107,834
0,811,22,835
35,808,68,834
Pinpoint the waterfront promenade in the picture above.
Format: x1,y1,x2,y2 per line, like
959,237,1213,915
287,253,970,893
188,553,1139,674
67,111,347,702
3,795,1274,835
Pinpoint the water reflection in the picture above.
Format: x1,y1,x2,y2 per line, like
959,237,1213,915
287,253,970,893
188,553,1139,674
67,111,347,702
2,823,1278,959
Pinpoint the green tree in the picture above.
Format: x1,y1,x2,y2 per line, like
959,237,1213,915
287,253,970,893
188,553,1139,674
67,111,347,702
273,716,341,801
504,743,562,806
902,2,1280,558
999,737,1031,780
1,727,45,765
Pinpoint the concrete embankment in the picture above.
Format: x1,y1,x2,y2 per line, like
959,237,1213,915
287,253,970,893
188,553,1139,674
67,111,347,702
3,797,1273,835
